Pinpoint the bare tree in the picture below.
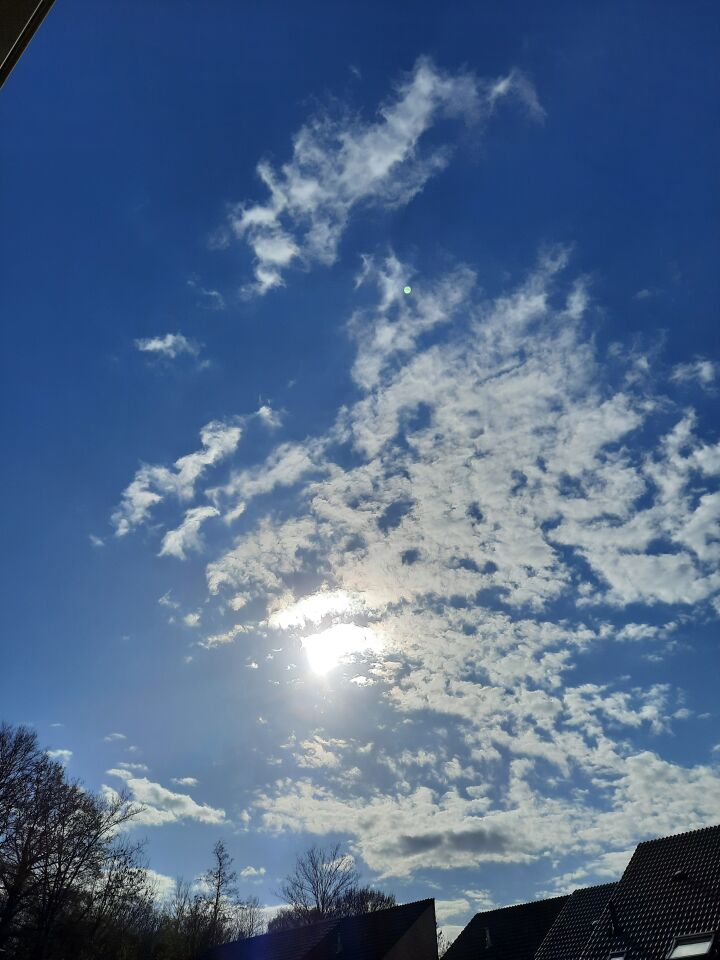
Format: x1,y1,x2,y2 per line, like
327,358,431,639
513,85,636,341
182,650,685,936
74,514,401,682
29,780,140,958
2,723,405,957
334,884,396,916
202,839,237,946
271,843,396,932
279,843,359,921
0,722,142,959
79,840,157,956
228,895,264,940
0,723,41,841
156,842,263,956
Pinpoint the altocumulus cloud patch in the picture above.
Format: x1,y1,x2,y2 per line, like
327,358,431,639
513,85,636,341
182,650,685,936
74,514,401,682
105,56,720,888
110,247,720,879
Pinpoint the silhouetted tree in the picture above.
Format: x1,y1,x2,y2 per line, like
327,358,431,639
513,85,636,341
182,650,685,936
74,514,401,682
334,885,396,916
279,843,359,920
203,840,238,946
157,845,264,957
1,723,402,958
270,843,396,932
0,723,142,959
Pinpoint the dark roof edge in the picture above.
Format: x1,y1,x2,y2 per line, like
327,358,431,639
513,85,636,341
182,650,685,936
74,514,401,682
635,824,720,846
470,894,569,917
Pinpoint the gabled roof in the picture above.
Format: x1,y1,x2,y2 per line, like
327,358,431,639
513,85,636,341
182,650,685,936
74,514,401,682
535,884,618,960
444,895,569,960
204,898,435,960
579,825,720,960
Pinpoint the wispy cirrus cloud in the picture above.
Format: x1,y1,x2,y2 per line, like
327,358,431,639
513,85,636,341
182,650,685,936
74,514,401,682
671,357,717,389
187,278,225,311
217,57,543,295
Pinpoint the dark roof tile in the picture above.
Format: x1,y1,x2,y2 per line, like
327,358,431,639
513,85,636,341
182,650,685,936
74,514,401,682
444,896,569,960
535,884,618,960
204,898,435,960
579,826,720,960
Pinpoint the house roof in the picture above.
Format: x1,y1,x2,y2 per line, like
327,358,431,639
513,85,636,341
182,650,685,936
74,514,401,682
443,895,570,960
535,884,618,960
579,825,720,960
204,898,435,960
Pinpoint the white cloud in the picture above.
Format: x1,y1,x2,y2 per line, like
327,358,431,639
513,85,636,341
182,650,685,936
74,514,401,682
671,358,717,388
436,898,471,923
546,848,633,893
112,419,243,537
199,623,253,649
463,889,497,911
105,770,226,826
120,168,720,889
47,748,72,764
103,732,127,742
209,439,326,523
441,925,466,947
171,776,199,787
89,534,105,548
255,742,720,879
255,770,566,877
302,623,383,675
119,761,149,772
200,257,720,699
633,288,657,301
222,57,542,294
239,865,266,879
187,278,225,311
135,332,201,359
296,737,345,769
256,403,283,430
190,251,720,879
268,588,363,630
144,869,176,900
159,505,220,560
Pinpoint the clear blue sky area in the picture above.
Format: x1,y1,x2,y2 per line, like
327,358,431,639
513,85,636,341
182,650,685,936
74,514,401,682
1,0,719,938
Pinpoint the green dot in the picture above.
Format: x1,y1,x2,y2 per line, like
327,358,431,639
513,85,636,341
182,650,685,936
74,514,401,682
403,285,412,295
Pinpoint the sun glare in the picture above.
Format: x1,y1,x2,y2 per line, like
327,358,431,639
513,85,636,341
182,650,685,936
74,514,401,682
302,623,382,675
269,589,356,630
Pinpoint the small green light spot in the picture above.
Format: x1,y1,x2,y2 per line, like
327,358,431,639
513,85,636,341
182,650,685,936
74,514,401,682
403,285,412,295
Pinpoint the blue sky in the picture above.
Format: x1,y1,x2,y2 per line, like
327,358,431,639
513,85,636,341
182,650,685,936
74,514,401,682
1,0,720,940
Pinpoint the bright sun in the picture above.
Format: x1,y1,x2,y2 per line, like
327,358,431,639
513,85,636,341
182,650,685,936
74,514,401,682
302,623,382,675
